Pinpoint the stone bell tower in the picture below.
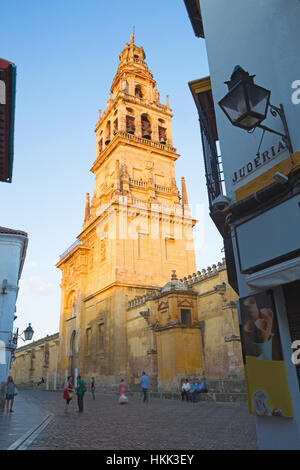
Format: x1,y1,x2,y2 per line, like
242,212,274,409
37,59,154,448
56,36,197,386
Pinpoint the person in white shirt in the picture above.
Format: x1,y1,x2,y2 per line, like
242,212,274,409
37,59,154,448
181,379,191,401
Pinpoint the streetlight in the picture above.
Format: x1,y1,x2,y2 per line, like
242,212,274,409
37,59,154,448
218,66,293,154
12,323,34,344
23,323,34,341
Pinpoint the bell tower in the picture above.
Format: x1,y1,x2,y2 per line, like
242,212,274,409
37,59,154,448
56,37,197,384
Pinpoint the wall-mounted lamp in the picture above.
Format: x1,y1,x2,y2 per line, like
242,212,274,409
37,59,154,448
13,324,34,344
218,66,293,155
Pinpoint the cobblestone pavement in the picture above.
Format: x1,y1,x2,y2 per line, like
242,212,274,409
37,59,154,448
18,390,258,450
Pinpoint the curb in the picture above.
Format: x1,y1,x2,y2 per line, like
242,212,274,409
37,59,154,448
6,413,54,450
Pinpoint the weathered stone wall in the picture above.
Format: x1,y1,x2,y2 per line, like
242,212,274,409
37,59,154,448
10,264,244,392
10,333,59,388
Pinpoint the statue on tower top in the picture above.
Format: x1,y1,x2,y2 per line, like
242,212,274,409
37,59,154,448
129,28,135,44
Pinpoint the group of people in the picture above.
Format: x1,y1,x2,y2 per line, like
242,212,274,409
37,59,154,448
181,378,207,402
63,372,151,410
63,375,87,413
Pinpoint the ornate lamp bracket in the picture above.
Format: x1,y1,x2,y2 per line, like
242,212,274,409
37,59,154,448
257,103,294,156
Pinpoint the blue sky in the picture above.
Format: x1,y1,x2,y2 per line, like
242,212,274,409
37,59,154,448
0,0,223,341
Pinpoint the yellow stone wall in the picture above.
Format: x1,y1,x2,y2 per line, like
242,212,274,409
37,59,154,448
10,333,59,388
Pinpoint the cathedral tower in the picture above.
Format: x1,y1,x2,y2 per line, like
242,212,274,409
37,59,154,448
56,36,196,386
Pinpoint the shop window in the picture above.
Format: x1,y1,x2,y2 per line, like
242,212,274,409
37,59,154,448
283,280,300,389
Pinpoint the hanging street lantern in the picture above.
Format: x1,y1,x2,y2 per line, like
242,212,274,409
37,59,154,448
23,323,34,341
218,66,293,155
219,66,270,130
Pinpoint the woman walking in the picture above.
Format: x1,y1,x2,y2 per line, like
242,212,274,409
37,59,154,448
63,376,73,413
119,378,128,404
6,376,15,413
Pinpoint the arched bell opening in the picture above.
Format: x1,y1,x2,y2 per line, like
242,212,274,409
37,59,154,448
113,118,118,135
135,84,143,99
126,115,135,134
158,126,167,144
141,114,152,140
105,121,111,145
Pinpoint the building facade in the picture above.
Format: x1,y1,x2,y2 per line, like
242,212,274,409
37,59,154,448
11,260,244,393
184,0,300,450
11,37,244,394
0,226,28,409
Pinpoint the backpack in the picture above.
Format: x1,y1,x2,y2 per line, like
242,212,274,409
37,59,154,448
81,381,87,393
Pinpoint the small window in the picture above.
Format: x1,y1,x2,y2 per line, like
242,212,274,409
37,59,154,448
181,309,191,325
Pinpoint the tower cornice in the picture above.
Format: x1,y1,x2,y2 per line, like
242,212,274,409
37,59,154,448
91,131,179,174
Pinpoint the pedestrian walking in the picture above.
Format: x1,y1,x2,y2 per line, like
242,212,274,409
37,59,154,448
119,378,128,404
140,371,150,403
5,376,16,413
91,377,95,400
76,375,87,412
63,376,73,413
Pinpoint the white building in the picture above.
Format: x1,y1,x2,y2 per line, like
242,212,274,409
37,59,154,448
185,0,300,450
0,226,28,409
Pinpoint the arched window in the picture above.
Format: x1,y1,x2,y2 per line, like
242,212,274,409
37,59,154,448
105,121,111,145
113,118,118,135
141,114,152,139
135,85,143,98
126,115,135,134
158,126,167,144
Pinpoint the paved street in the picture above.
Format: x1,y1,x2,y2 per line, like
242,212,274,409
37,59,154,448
13,390,258,450
0,394,46,450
